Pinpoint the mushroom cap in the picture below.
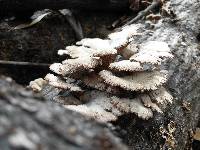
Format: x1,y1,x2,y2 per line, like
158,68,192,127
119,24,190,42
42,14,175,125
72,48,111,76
45,73,83,92
109,60,144,72
99,70,168,92
50,57,100,76
76,38,117,53
65,91,153,122
130,41,173,65
108,24,139,49
63,44,117,58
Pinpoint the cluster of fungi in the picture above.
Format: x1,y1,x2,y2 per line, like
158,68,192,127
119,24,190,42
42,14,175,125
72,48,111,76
30,24,174,122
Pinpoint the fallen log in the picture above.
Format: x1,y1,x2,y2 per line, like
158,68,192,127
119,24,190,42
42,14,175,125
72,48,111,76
115,0,200,149
0,0,200,149
0,76,127,150
27,0,200,149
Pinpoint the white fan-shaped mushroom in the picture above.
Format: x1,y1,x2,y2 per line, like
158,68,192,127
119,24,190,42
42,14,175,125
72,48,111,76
64,45,117,58
99,70,168,91
76,38,117,52
30,24,174,122
50,57,100,76
109,60,144,72
45,74,83,92
65,91,153,121
130,41,173,65
109,24,139,49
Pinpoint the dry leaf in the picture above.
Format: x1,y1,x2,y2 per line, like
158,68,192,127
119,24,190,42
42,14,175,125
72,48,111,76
14,12,50,30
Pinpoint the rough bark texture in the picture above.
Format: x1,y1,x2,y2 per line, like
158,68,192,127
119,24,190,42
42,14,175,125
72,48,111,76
114,0,200,149
0,76,127,150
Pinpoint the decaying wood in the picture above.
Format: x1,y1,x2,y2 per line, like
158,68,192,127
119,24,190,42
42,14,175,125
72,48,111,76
114,0,200,149
0,76,127,150
28,0,200,149
0,0,200,149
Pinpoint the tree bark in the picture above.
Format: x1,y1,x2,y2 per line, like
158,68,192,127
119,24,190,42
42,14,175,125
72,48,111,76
0,0,130,15
0,76,127,150
114,0,200,149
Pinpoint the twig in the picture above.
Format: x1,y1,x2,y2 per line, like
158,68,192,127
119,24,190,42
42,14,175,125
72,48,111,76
58,9,84,40
0,60,50,67
124,0,162,26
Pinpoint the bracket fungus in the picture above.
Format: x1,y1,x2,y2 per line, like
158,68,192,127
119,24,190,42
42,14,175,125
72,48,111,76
30,24,174,122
